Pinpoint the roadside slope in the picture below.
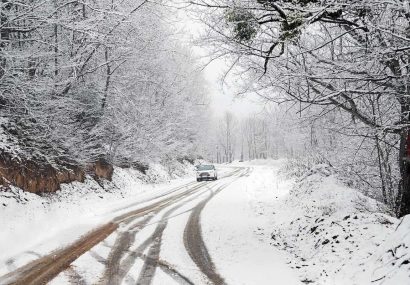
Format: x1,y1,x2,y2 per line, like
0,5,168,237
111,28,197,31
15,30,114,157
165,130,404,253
264,161,400,285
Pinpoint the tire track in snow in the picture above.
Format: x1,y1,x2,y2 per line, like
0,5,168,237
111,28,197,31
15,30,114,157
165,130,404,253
135,203,184,285
0,167,244,285
183,167,251,285
89,250,107,266
98,213,157,285
0,222,117,285
151,259,194,285
99,181,215,285
0,179,208,285
134,188,213,284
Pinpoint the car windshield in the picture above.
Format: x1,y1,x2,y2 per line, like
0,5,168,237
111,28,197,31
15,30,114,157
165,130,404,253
196,165,214,171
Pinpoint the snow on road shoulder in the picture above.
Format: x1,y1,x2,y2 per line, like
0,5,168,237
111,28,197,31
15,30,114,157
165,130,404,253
201,164,302,285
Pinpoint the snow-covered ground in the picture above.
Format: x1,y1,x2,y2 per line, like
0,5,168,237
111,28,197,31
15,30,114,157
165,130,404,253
224,159,408,285
0,162,196,275
201,161,302,284
1,158,409,285
372,215,410,285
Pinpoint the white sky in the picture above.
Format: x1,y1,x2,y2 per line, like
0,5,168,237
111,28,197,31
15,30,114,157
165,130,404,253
173,9,263,118
201,58,263,116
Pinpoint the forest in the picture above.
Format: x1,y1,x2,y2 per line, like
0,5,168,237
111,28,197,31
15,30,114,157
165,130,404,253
199,0,410,217
1,1,410,284
1,0,410,216
0,0,209,192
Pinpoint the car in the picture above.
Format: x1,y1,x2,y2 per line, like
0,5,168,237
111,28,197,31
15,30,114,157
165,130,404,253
195,164,217,182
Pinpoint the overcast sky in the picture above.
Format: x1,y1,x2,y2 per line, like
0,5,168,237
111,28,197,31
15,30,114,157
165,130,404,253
201,59,263,116
175,9,263,118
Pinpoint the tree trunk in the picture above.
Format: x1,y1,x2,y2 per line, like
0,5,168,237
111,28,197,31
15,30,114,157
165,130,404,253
398,128,410,217
53,3,58,78
0,0,11,79
102,47,111,110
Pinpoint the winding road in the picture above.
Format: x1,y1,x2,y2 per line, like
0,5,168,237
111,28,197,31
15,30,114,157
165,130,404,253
0,167,251,285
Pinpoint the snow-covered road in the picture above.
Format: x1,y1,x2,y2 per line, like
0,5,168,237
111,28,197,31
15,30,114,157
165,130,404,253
0,165,301,285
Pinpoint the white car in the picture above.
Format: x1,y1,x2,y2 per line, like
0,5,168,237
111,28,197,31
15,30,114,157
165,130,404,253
196,164,217,182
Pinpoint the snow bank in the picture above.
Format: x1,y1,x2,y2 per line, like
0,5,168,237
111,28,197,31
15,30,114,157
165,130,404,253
271,162,400,285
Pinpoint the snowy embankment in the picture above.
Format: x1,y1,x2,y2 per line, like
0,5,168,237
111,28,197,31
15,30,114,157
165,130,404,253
250,159,409,285
0,161,195,275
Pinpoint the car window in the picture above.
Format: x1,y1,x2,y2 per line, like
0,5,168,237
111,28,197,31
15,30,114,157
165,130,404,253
196,165,214,171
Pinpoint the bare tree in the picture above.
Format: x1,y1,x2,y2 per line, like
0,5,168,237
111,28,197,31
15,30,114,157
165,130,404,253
218,112,237,163
0,0,210,174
